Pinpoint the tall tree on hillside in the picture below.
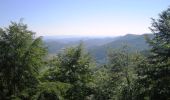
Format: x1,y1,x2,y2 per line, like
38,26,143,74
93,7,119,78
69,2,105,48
0,21,46,99
58,44,94,100
106,46,137,100
138,7,170,100
42,44,94,100
149,7,170,60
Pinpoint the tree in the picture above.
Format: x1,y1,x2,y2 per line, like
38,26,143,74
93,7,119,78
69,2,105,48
105,46,143,100
149,7,170,60
41,44,94,100
137,7,170,100
57,44,94,100
92,65,112,100
37,56,71,100
0,21,46,99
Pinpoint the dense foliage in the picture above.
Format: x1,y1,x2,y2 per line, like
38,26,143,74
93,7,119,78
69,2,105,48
0,7,170,100
0,21,46,100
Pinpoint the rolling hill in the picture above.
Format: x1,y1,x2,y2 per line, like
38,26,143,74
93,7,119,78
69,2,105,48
88,34,153,63
43,34,153,63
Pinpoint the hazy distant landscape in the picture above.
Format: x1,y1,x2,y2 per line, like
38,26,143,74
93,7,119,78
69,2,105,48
44,33,153,63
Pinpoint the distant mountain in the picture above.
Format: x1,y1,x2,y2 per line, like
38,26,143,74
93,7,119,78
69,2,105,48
89,34,153,63
43,34,154,63
43,36,117,54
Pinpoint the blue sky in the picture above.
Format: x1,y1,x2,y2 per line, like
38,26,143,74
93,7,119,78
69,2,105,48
0,0,169,36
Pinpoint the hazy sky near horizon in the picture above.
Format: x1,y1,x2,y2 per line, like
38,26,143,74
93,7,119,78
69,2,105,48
0,0,169,36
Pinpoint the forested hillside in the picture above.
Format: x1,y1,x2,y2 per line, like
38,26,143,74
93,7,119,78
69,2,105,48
89,34,153,63
43,37,116,54
0,7,170,100
44,34,153,63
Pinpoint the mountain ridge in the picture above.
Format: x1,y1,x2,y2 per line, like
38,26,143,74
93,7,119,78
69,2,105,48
43,33,153,63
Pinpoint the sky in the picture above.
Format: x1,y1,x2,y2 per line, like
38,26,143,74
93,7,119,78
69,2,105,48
0,0,169,37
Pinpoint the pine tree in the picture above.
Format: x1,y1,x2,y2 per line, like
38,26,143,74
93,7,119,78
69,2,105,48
137,7,170,100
